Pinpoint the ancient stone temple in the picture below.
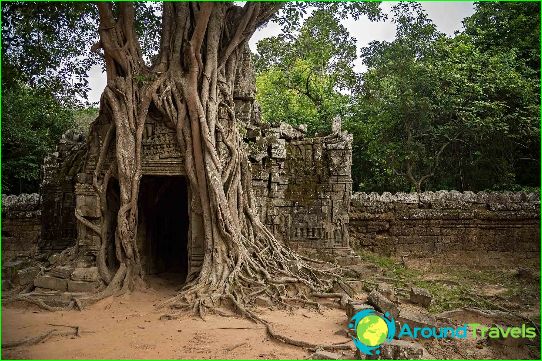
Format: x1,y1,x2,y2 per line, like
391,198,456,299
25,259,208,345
30,118,352,292
2,47,353,295
70,123,350,279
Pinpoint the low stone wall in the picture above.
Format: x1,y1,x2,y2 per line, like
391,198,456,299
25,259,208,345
1,193,41,261
349,191,540,267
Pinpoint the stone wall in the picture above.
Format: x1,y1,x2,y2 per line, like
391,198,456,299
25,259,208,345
41,130,86,252
236,44,354,254
349,191,540,267
1,193,41,261
248,123,353,253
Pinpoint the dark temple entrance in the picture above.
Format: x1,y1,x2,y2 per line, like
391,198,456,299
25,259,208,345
137,175,189,282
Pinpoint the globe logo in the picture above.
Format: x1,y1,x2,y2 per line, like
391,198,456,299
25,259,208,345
349,309,396,355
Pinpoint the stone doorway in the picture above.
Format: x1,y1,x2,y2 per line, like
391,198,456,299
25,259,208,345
137,175,189,283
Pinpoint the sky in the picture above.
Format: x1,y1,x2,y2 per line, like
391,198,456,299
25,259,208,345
86,1,475,104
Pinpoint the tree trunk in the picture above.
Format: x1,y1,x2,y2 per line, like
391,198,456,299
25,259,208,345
87,2,341,315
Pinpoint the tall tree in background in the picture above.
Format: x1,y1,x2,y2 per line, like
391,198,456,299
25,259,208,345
1,82,75,193
464,1,540,75
252,2,539,193
353,2,539,192
462,1,541,189
254,9,359,134
2,3,95,193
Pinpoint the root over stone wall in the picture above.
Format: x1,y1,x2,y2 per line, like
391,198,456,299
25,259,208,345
349,191,540,267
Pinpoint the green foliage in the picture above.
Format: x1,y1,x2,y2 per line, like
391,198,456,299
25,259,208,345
463,1,540,74
2,2,98,102
354,3,539,192
272,1,383,39
255,9,359,134
256,2,539,192
2,83,75,194
73,107,99,133
1,1,161,103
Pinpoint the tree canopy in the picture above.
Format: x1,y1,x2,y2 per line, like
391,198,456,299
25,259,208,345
254,1,540,192
2,1,539,194
255,9,358,134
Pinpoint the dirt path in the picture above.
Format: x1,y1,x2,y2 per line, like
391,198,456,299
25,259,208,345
2,276,352,360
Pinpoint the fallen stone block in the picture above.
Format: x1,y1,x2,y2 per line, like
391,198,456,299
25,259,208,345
311,350,342,360
34,275,67,291
410,287,432,308
67,280,101,293
345,280,365,294
14,266,40,285
377,283,397,302
346,300,374,319
26,290,74,308
397,309,440,331
71,267,99,282
343,264,381,279
367,290,399,318
49,266,74,279
366,339,431,359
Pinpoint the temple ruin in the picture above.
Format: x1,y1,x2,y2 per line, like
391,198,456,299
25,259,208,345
2,47,354,296
1,48,538,300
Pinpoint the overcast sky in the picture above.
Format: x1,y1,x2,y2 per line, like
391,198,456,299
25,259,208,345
86,1,474,104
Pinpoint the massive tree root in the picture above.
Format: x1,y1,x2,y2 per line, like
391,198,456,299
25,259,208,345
85,1,350,312
2,325,81,349
23,2,354,350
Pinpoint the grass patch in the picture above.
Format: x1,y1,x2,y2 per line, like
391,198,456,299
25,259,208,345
355,250,540,314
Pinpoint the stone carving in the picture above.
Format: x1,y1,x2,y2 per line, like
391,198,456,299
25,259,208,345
141,118,184,175
247,123,353,253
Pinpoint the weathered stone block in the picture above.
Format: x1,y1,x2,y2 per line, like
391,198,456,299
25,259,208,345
345,280,365,294
76,194,100,218
409,287,432,307
367,290,399,318
71,267,99,282
67,280,101,293
14,266,40,285
270,138,286,159
397,309,440,330
346,300,374,319
49,266,74,279
376,283,397,302
34,275,67,291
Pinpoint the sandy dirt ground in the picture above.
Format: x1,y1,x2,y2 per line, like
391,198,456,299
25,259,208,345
2,276,353,360
3,269,539,360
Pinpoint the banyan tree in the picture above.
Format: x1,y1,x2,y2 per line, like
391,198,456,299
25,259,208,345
9,1,382,345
